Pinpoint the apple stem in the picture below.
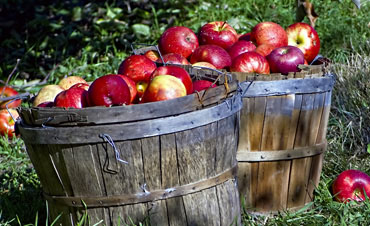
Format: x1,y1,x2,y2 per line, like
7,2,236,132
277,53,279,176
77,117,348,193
1,59,20,98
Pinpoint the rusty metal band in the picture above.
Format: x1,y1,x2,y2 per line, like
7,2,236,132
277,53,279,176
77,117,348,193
43,165,238,208
239,74,335,97
237,141,327,162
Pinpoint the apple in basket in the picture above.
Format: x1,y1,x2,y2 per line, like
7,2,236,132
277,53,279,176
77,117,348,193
198,21,238,49
144,50,160,62
238,32,251,41
141,75,187,103
255,43,276,57
266,46,305,74
88,74,131,107
192,62,217,69
117,54,157,83
190,44,232,69
192,80,217,92
58,76,88,90
332,169,370,203
286,22,320,63
0,86,22,109
251,21,288,48
227,40,257,61
117,74,138,104
156,53,190,65
54,83,89,108
230,52,270,74
151,66,193,94
158,26,199,58
33,84,65,107
0,108,19,139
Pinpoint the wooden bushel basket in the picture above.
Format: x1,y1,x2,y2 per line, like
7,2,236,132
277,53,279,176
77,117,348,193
234,65,335,215
16,68,242,225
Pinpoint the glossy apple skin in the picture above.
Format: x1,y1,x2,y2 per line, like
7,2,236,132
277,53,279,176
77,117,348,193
190,44,232,69
199,21,238,49
238,32,251,41
117,74,138,104
142,75,186,103
255,43,276,57
136,81,148,101
230,52,270,74
88,74,131,107
58,76,88,90
286,22,320,63
332,169,370,203
227,40,257,61
144,50,160,62
0,109,19,138
54,83,89,108
33,85,65,107
266,46,305,74
251,21,288,48
156,53,190,65
151,66,193,94
117,55,157,83
0,86,21,109
192,80,217,92
158,26,199,58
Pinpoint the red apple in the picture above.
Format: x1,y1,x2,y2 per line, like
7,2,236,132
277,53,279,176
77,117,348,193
117,74,137,104
88,74,131,107
158,26,199,58
238,32,251,41
251,21,288,48
266,46,305,74
58,76,88,90
0,86,21,109
0,109,19,138
141,75,186,103
144,50,160,62
117,55,157,83
227,40,257,61
230,52,270,74
156,53,190,65
198,21,238,49
193,80,217,92
255,43,276,57
54,83,89,108
286,22,320,63
151,66,193,94
190,44,232,69
332,169,370,203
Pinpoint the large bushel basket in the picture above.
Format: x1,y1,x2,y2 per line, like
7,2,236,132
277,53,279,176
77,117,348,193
17,68,242,225
235,65,335,215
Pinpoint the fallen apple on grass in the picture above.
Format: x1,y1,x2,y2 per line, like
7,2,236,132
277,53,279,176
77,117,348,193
332,169,370,203
0,108,19,139
0,86,22,109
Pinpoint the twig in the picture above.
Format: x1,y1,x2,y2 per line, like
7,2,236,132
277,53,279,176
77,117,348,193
1,59,20,97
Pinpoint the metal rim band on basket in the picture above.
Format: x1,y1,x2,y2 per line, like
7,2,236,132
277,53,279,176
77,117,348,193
240,74,335,97
17,94,243,144
43,165,238,208
237,141,327,162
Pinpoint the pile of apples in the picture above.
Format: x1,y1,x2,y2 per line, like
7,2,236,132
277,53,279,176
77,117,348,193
148,21,320,75
0,86,21,138
32,20,320,110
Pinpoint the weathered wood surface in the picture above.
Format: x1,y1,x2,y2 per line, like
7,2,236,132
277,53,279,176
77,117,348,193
21,106,241,225
237,71,334,215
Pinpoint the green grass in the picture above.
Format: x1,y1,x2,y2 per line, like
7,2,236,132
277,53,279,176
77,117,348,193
0,0,369,225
